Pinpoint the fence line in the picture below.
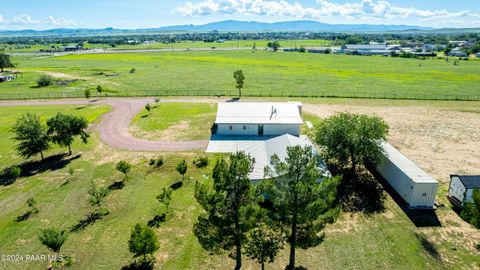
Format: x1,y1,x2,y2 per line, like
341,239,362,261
0,89,479,101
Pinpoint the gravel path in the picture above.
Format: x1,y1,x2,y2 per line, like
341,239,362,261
0,98,210,152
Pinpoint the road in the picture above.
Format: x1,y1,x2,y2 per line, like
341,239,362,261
0,98,212,152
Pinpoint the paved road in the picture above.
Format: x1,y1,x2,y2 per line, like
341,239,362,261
0,98,211,152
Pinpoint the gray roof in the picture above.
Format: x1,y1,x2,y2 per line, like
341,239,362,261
451,175,480,189
344,44,386,50
206,134,330,180
381,142,438,184
215,102,303,125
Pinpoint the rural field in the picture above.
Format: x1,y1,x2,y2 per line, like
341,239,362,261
0,40,332,53
0,98,479,270
2,50,480,100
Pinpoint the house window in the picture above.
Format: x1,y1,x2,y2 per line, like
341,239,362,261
243,125,247,130
229,125,233,130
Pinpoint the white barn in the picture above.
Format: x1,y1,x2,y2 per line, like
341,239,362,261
213,102,303,137
375,142,438,209
448,175,480,207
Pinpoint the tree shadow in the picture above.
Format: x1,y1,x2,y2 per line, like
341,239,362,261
147,213,166,228
416,233,442,261
121,259,154,270
75,106,87,110
169,181,183,190
15,211,32,222
1,154,81,186
226,97,240,102
108,181,125,191
70,210,108,232
337,169,386,214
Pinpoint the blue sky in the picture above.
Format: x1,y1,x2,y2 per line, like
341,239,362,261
1,0,479,30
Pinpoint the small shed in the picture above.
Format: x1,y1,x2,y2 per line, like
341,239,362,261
375,142,438,209
448,175,480,207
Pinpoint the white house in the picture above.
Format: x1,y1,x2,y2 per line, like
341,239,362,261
448,175,480,207
213,102,303,137
375,142,438,209
207,102,330,181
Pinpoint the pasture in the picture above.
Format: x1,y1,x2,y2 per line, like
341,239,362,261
0,100,479,270
1,50,480,100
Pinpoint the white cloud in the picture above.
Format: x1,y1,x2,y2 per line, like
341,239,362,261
176,0,478,25
0,14,80,29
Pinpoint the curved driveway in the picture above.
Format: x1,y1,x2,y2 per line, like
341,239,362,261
0,98,210,152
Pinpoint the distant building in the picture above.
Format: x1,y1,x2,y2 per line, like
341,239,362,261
341,44,387,54
414,52,437,57
449,41,470,48
448,48,467,57
476,53,480,58
62,45,83,52
0,75,15,83
448,175,480,208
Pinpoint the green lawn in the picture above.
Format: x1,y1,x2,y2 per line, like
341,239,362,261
2,50,480,100
0,104,111,166
130,102,217,141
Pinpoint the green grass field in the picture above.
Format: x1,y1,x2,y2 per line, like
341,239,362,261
1,40,331,53
130,102,217,141
2,50,480,100
1,103,479,270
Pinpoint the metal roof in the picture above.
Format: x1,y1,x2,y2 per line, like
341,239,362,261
380,142,438,184
451,175,480,189
206,134,329,180
215,102,303,125
344,44,387,50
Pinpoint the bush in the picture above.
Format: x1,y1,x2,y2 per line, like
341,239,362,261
193,156,209,168
8,166,21,178
37,75,53,87
148,157,163,167
129,68,136,74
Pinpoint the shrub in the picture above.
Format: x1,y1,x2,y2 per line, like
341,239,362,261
193,156,209,168
116,160,131,179
130,68,136,74
148,159,156,166
155,157,164,167
7,166,21,179
37,75,53,87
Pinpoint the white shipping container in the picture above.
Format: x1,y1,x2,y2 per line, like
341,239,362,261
376,142,438,209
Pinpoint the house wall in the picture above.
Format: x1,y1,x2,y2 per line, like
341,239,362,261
217,124,300,136
217,124,258,136
448,176,466,205
264,124,300,136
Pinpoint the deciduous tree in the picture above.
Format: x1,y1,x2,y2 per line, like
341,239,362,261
46,113,89,155
233,70,245,98
0,53,14,72
116,160,131,180
11,113,50,161
461,190,480,228
315,112,389,175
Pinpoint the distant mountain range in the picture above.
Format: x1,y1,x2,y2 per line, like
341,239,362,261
156,20,433,32
0,20,479,37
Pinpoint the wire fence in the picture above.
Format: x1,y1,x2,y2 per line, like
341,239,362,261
0,89,479,101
